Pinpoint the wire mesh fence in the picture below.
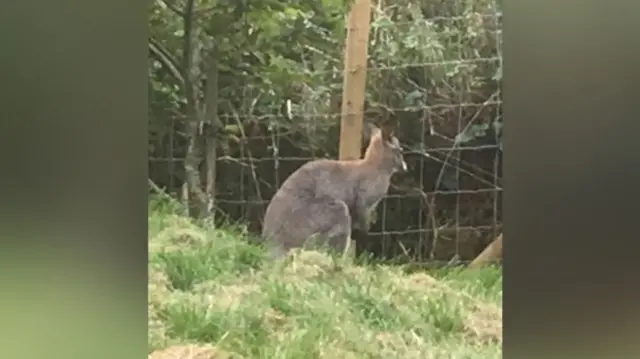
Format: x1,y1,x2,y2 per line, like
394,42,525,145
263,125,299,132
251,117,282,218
148,3,503,265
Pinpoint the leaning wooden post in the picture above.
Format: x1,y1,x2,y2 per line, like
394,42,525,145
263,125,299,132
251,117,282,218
468,233,503,268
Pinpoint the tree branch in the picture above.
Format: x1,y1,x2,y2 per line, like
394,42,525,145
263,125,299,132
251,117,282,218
148,37,184,86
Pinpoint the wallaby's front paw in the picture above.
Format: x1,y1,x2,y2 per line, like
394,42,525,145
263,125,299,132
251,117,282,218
357,219,370,233
353,221,369,231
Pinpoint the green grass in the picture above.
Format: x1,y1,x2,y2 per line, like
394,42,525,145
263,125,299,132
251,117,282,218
148,199,502,359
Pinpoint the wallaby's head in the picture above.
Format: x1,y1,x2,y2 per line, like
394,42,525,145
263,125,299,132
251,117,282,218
362,122,408,173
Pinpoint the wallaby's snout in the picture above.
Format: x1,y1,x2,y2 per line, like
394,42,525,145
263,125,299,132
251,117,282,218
398,155,408,172
389,137,408,173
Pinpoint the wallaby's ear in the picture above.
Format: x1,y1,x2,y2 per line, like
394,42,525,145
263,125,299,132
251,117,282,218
379,122,396,142
362,121,380,144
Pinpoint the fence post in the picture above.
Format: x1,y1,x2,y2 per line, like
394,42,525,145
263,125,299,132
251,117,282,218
339,0,372,259
339,0,372,161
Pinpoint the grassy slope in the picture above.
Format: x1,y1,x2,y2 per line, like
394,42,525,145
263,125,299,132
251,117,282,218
148,201,502,359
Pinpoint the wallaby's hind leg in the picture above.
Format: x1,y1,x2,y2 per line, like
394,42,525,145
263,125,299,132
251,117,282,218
267,196,352,258
306,197,352,255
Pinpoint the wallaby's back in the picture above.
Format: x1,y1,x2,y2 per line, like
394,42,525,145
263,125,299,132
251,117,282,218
261,123,408,258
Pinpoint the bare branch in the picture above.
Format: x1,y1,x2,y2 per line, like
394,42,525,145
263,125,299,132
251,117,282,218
148,37,184,86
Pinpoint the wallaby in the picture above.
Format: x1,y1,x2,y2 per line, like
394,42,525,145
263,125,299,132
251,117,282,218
261,122,408,258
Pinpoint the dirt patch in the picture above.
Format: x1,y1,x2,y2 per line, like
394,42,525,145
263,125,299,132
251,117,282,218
148,313,170,350
192,281,259,309
391,271,503,343
318,345,360,359
262,307,288,333
149,270,172,306
150,216,207,252
149,344,240,359
400,272,439,289
279,250,336,280
463,302,502,343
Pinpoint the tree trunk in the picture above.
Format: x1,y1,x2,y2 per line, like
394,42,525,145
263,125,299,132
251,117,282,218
183,120,207,217
202,50,219,221
179,0,207,217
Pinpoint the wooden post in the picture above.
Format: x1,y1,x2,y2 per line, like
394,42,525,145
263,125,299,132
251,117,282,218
468,233,503,269
338,0,372,260
338,0,372,161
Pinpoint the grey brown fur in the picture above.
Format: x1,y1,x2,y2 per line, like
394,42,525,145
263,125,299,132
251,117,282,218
261,123,407,258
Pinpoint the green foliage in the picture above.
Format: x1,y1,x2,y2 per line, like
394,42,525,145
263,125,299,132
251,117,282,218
148,194,183,215
149,0,503,155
